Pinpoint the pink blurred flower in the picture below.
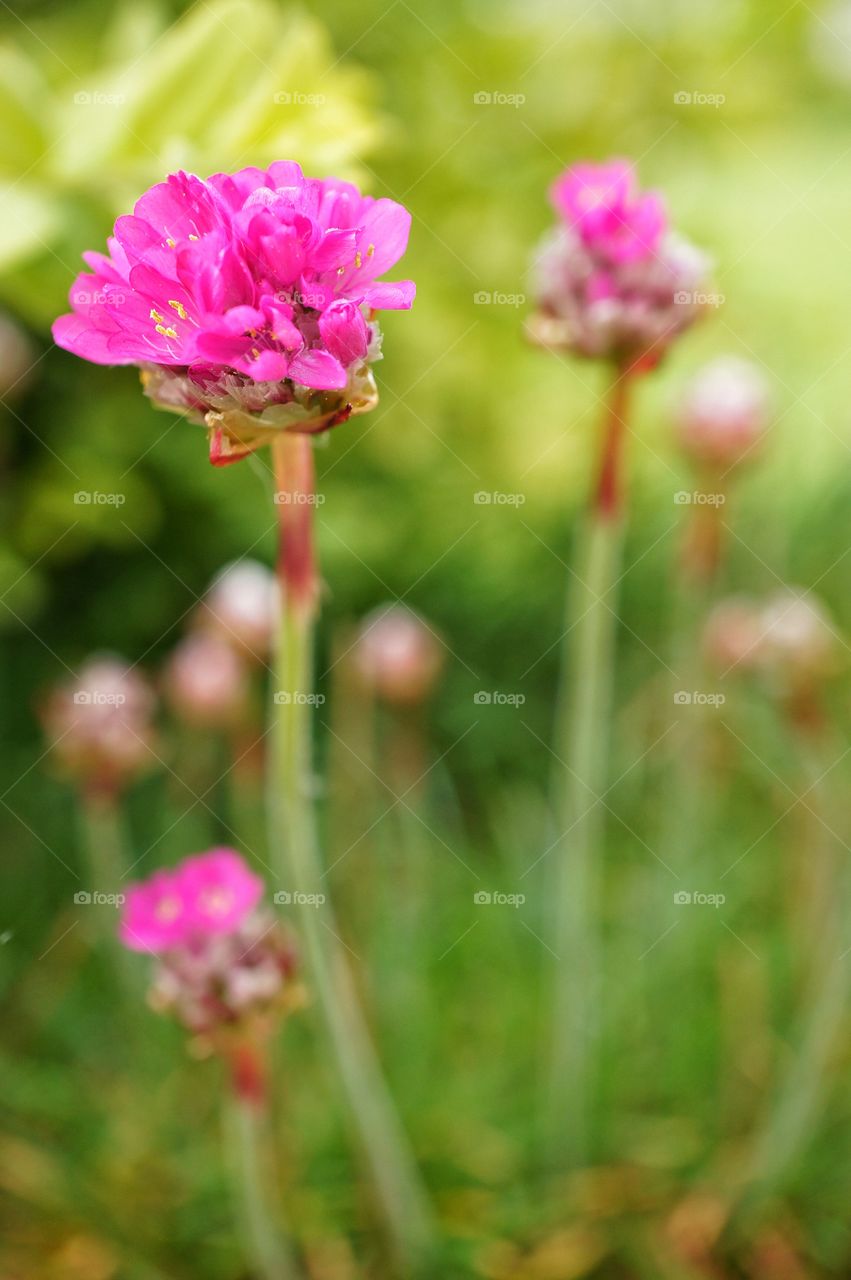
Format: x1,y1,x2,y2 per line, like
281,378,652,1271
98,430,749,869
678,356,770,469
40,654,157,793
355,604,445,706
165,630,250,729
529,158,711,368
120,847,264,952
52,164,415,464
549,159,667,264
200,559,278,659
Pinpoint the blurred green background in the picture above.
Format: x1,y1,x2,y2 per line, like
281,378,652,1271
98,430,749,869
3,0,851,1276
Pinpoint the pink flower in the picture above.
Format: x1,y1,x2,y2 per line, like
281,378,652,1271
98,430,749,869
549,159,667,264
120,847,264,952
52,165,415,464
200,559,278,659
529,158,710,369
164,631,249,729
355,604,445,706
678,356,770,469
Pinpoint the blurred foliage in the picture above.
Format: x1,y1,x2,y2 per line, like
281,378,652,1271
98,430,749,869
3,0,851,1274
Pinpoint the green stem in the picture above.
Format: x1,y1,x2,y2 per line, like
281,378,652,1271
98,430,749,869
223,1044,298,1280
77,789,132,953
546,366,631,1166
268,434,436,1272
740,732,848,1202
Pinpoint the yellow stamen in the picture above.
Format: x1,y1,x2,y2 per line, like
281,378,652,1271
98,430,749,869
366,243,375,258
155,324,178,339
165,238,176,249
150,308,164,324
169,300,188,320
354,251,362,269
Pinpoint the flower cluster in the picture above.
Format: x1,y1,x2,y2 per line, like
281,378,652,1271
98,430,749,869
528,159,710,368
40,654,157,794
704,590,839,694
121,848,298,1037
53,164,415,464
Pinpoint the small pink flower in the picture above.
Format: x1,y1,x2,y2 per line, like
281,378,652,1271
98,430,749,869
164,631,249,729
120,868,191,952
52,164,415,464
529,158,710,368
120,848,264,953
550,159,667,264
179,848,265,937
200,559,278,659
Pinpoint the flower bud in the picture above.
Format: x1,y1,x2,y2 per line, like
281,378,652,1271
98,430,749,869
164,631,250,730
40,654,157,793
756,590,837,686
354,605,445,707
678,356,770,469
702,597,763,673
200,560,278,659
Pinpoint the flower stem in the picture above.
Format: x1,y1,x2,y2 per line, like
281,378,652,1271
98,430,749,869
223,1042,299,1280
739,733,848,1204
545,366,631,1166
268,434,436,1272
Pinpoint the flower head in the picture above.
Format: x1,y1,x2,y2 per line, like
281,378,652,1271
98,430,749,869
354,604,445,706
678,356,771,470
120,848,297,1040
53,164,415,464
40,654,157,794
529,158,710,369
164,630,250,729
121,847,264,952
200,559,278,659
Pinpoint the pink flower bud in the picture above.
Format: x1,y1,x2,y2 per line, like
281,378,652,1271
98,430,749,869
164,631,250,729
40,654,157,793
200,560,278,660
678,356,770,469
756,590,837,685
354,605,445,707
702,597,763,673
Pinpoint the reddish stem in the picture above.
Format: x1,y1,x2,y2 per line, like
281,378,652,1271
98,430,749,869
593,367,632,519
272,434,319,618
227,1037,268,1108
